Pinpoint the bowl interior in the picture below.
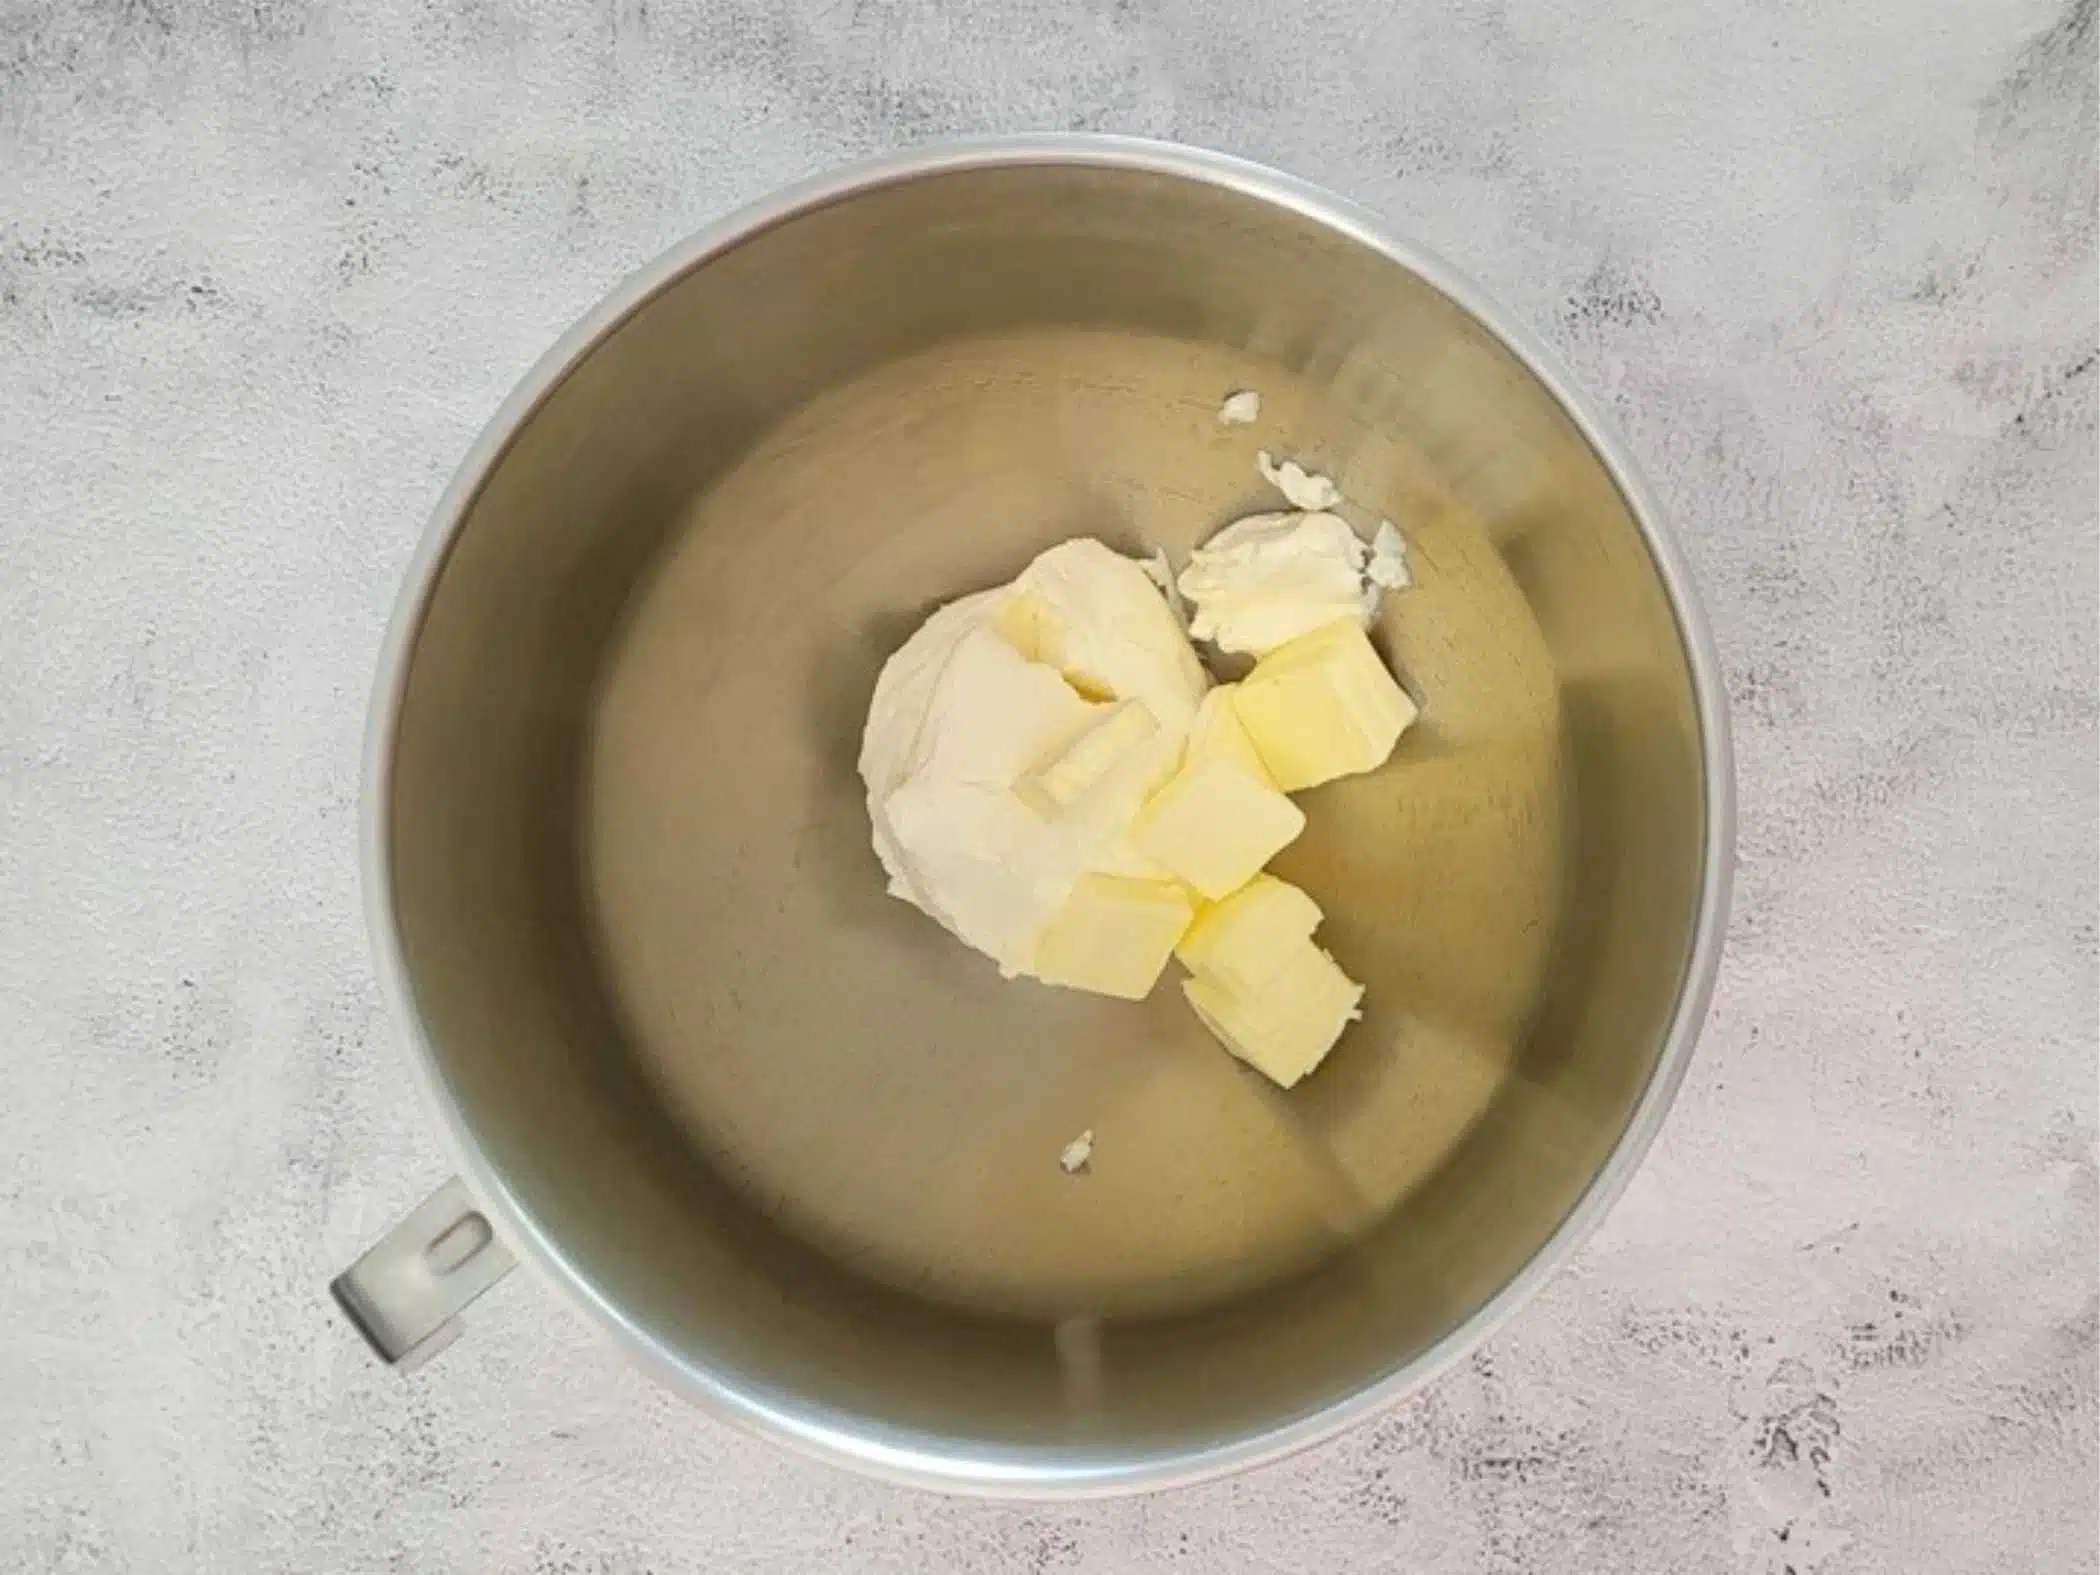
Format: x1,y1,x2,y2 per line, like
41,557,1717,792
383,153,1710,1486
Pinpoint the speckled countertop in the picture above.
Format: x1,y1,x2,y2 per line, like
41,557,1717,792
2,0,2093,1570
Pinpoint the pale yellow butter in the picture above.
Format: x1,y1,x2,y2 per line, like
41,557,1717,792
1183,684,1274,785
1015,699,1160,817
992,591,1052,663
1131,759,1305,900
1033,873,1195,1001
1235,619,1417,791
1175,873,1323,996
1183,939,1364,1089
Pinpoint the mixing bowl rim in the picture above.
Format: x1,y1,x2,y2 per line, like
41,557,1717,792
362,134,1737,1498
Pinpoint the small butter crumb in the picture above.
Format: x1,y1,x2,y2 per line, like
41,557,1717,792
1256,450,1343,512
1060,1130,1095,1174
1216,390,1262,426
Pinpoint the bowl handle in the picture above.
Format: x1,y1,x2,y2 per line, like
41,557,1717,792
330,1176,516,1368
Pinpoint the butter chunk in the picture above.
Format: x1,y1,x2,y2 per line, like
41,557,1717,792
1131,759,1306,900
992,592,1052,663
1184,685,1274,786
1033,874,1195,1001
1015,699,1160,817
1183,940,1363,1089
1235,619,1417,791
1175,873,1323,996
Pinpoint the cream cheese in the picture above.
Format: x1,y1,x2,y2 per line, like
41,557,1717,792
1177,456,1413,656
858,539,1207,978
1177,511,1370,655
1255,450,1343,512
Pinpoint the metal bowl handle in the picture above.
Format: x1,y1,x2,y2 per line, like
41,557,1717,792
330,1177,517,1368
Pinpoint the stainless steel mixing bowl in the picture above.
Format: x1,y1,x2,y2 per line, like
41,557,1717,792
340,137,1732,1495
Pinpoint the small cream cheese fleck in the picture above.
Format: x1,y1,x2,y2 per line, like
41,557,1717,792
1368,520,1412,590
1141,547,1191,632
1216,390,1262,426
1256,450,1343,512
1060,1130,1095,1173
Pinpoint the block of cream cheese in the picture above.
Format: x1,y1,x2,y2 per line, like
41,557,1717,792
1131,759,1305,900
1010,538,1208,734
1235,619,1417,791
1033,874,1195,1001
1183,939,1364,1088
859,539,1207,980
1175,873,1323,996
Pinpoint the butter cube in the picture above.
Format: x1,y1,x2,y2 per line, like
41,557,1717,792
1185,684,1274,786
1175,873,1323,996
1131,759,1306,900
1183,940,1364,1088
1234,620,1418,791
993,592,1052,663
1015,700,1160,817
1033,874,1195,1000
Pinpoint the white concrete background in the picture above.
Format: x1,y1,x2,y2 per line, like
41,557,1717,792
2,0,2094,1568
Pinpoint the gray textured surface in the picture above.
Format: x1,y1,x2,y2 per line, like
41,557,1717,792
3,0,2095,1568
